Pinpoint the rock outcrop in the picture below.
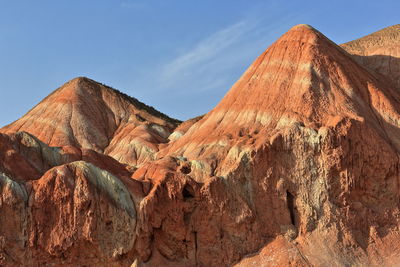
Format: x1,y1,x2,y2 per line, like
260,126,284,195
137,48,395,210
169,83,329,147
1,24,400,266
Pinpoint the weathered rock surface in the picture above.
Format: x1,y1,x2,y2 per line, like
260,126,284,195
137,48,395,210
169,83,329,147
28,161,137,266
341,24,400,89
1,77,180,167
1,24,400,266
143,24,400,266
0,131,145,266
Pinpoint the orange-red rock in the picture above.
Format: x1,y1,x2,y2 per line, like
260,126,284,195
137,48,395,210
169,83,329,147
1,24,400,267
1,77,180,167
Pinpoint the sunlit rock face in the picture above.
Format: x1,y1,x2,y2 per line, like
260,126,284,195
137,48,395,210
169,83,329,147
0,77,180,167
1,24,400,267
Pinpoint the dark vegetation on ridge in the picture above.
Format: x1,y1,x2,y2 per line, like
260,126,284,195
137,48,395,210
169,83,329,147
84,77,182,125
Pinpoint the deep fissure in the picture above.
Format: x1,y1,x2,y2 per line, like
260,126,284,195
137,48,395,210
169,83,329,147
287,190,296,226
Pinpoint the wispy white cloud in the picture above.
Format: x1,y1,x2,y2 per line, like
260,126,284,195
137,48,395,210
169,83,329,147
153,14,298,94
159,20,255,85
126,4,306,119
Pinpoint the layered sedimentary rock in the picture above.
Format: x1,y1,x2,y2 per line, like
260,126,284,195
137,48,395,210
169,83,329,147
341,24,400,89
139,24,400,266
1,77,180,167
1,24,400,266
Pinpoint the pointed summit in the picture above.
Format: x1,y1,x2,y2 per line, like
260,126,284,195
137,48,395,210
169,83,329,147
1,77,180,166
164,24,400,158
277,24,327,44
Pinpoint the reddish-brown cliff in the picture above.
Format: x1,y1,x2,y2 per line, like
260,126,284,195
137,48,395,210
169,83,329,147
139,24,400,266
1,24,400,267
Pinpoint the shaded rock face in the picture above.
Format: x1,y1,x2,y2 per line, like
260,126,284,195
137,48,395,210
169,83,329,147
1,24,400,266
341,24,400,89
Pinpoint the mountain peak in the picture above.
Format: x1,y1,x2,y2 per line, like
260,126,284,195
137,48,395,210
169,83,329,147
69,76,91,83
59,76,96,90
2,23,400,267
164,22,400,159
287,23,318,34
1,77,180,156
278,24,330,46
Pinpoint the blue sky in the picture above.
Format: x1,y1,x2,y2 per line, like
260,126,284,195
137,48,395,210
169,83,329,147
0,0,399,126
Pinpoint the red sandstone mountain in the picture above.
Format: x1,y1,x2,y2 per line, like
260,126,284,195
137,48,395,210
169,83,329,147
1,77,180,167
1,24,400,266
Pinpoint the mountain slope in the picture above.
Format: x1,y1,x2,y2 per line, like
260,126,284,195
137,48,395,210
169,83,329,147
341,24,400,89
1,77,180,166
2,24,400,267
163,24,400,170
132,24,400,266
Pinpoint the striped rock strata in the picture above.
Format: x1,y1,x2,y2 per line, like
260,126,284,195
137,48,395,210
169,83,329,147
1,24,400,266
1,77,180,167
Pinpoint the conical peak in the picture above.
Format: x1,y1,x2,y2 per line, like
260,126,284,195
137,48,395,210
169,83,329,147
69,76,91,84
54,77,126,105
45,77,180,124
277,24,328,45
44,77,92,101
168,23,393,154
59,76,100,93
290,24,316,31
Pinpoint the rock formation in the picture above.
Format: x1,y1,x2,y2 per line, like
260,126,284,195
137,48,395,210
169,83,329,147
1,24,400,266
1,77,180,167
341,24,400,89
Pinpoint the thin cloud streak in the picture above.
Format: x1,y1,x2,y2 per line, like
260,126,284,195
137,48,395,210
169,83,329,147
125,4,307,120
152,13,301,94
159,20,255,85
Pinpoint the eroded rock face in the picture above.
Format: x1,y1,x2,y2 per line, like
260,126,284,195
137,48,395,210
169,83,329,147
135,24,400,266
1,24,400,266
0,172,29,266
0,159,140,266
1,77,180,167
29,161,137,266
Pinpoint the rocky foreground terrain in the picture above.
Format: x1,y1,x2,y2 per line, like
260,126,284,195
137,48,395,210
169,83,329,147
1,24,400,266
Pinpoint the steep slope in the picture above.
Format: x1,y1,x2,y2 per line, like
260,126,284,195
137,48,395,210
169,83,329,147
341,24,400,89
163,24,400,174
1,77,180,166
0,161,140,266
2,24,400,267
168,115,204,141
133,24,400,266
0,130,147,266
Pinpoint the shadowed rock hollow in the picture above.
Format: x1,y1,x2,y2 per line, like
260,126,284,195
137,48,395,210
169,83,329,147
1,24,400,266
